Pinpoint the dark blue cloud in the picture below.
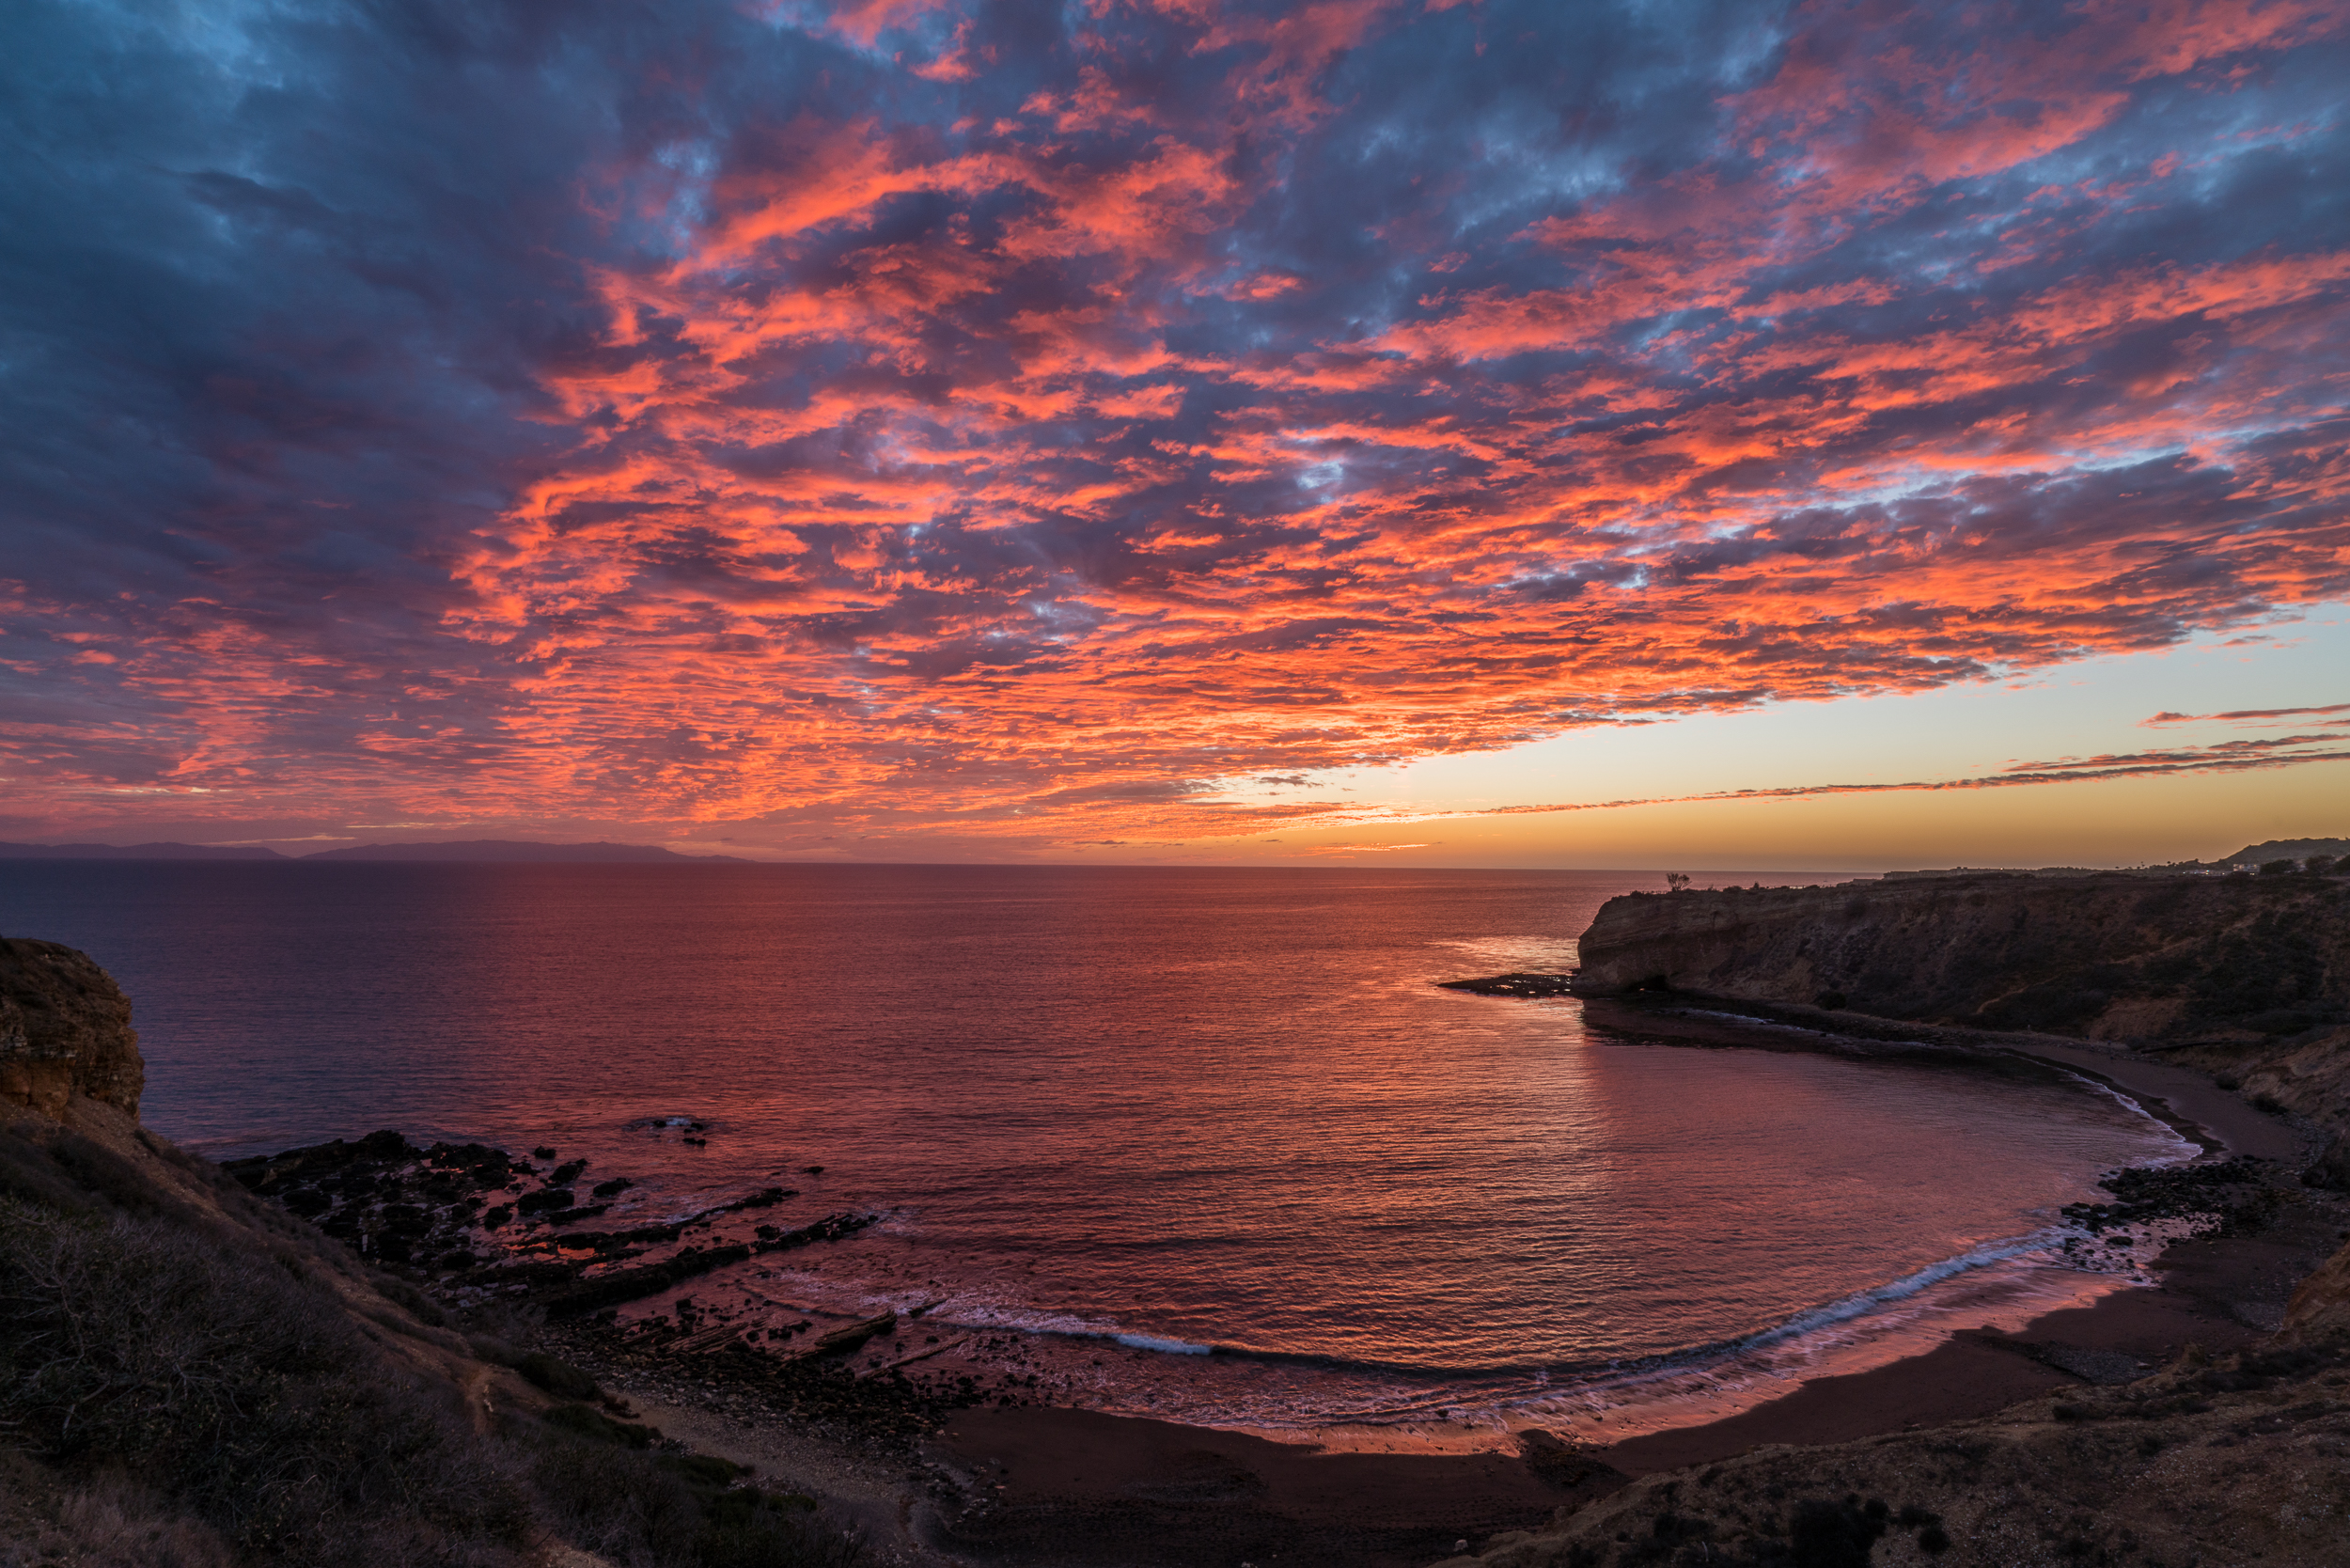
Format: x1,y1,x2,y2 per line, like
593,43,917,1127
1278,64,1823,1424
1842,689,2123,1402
1,0,2344,844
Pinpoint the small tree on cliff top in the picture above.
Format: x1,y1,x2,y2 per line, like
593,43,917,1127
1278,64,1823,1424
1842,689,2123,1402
1666,872,1691,892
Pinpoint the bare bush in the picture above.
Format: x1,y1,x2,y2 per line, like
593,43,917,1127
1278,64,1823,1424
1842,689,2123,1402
0,1451,237,1568
526,1429,863,1568
0,1181,870,1568
0,1198,530,1565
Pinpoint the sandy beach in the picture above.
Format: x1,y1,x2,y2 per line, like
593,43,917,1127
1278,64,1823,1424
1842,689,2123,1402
588,1205,2340,1566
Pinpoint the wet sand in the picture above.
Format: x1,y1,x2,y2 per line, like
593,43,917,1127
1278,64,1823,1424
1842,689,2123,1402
910,1232,2295,1564
925,1406,1600,1567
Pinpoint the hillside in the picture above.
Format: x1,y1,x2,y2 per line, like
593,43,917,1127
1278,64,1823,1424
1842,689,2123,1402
2227,837,2350,865
0,936,856,1567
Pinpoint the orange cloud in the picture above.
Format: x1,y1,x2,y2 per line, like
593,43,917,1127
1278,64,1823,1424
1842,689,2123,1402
8,0,2348,851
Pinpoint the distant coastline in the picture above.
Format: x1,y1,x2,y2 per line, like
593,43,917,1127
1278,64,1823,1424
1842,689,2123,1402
0,838,746,863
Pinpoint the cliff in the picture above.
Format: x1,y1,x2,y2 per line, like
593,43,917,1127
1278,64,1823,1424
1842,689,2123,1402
0,935,145,1118
1571,871,2350,1174
1572,871,2348,1052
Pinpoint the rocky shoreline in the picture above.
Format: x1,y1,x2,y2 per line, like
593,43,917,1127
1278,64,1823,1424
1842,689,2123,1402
10,875,2350,1567
216,1126,1050,1460
203,980,2337,1567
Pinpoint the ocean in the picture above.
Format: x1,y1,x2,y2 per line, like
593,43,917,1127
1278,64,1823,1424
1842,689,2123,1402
0,860,2189,1445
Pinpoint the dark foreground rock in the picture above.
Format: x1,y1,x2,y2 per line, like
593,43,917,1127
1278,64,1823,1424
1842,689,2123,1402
1439,971,1576,998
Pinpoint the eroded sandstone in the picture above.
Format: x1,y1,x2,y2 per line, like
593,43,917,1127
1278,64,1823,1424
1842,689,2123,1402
0,935,143,1118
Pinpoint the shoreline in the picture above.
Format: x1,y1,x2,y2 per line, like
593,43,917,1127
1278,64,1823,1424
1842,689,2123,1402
542,998,2343,1566
1574,993,2308,1164
572,1207,2338,1566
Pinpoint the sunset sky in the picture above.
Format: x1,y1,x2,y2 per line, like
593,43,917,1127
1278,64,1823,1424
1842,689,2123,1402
4,0,2345,867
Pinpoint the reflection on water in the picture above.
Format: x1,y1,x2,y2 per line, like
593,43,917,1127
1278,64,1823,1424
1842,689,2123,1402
1,861,2187,1440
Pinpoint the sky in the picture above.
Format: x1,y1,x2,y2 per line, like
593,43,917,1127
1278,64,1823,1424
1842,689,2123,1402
3,0,2345,868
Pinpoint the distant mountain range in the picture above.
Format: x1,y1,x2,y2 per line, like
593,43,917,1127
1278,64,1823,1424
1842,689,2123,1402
0,841,285,860
304,840,745,863
2227,839,2350,865
0,839,745,863
1882,838,2349,881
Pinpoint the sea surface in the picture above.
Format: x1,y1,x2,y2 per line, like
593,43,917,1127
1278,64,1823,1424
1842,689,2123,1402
0,861,2190,1445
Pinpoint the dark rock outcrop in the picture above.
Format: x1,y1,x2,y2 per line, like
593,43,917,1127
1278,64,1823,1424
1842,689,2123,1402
0,937,144,1118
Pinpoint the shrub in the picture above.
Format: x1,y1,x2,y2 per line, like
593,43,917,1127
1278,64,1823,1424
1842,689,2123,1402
0,1453,239,1568
0,1198,530,1565
1786,1497,1888,1568
373,1273,451,1327
514,1351,601,1401
527,1419,859,1568
541,1403,657,1449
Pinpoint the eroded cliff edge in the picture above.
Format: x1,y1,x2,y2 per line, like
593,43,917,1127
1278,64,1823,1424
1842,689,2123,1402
1573,872,2345,1043
1573,871,2350,1139
0,935,144,1119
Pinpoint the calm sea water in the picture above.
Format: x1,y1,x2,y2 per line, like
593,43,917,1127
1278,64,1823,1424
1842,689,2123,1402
0,862,2186,1442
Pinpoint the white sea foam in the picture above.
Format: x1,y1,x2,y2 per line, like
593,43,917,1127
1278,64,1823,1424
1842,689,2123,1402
1114,1333,1214,1356
1727,1231,2060,1354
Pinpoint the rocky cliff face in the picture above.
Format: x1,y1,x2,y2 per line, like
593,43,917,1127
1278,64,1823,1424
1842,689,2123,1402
1573,872,2348,1050
0,937,144,1119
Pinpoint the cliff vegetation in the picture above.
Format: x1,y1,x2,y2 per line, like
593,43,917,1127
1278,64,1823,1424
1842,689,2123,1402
0,937,861,1568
